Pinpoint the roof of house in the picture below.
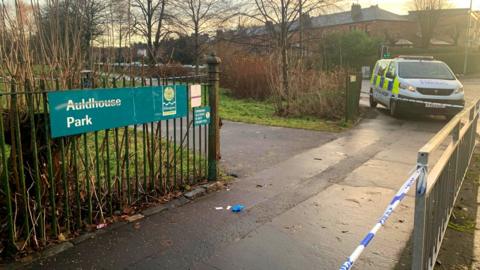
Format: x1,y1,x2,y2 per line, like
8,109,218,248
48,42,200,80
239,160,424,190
243,5,410,36
308,5,409,29
227,5,480,38
395,39,414,46
409,8,470,15
430,38,453,46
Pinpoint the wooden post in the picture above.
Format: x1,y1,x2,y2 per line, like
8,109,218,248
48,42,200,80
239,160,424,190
207,53,221,181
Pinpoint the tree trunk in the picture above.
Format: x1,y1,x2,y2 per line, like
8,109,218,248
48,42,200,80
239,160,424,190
194,26,199,75
281,44,289,114
147,34,155,65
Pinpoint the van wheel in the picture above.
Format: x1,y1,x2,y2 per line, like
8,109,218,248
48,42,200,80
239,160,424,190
369,90,377,108
390,100,399,117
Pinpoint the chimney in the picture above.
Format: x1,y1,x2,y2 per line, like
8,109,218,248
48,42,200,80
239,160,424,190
351,3,362,21
300,13,312,29
265,21,274,33
216,29,224,39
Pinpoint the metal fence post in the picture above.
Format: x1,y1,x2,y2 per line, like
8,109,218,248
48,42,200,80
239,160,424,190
0,92,14,251
354,72,362,117
345,75,350,122
345,73,361,122
207,53,221,181
413,152,429,270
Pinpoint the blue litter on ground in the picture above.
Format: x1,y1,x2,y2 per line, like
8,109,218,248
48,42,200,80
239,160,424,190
231,204,245,213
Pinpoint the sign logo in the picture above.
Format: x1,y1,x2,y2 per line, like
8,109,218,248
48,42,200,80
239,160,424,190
162,86,177,116
164,87,175,102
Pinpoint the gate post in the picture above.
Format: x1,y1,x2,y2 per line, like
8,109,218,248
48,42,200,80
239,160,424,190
412,152,428,270
345,74,361,122
207,53,221,181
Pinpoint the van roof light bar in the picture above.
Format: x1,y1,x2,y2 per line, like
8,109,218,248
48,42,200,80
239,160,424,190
395,55,435,60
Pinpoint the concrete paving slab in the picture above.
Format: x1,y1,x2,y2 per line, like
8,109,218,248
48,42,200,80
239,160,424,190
220,121,337,177
202,184,415,270
342,159,414,190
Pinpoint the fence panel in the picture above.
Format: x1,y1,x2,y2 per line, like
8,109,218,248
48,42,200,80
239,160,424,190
412,99,479,270
0,71,215,254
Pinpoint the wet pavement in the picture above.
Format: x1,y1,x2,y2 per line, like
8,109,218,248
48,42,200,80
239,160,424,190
25,80,479,270
463,78,480,104
220,121,336,177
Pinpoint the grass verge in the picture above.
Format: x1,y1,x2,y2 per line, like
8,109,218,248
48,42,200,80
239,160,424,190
434,146,480,269
446,148,480,234
219,90,348,132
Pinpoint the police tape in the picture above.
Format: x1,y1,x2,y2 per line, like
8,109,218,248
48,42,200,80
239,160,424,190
339,168,423,270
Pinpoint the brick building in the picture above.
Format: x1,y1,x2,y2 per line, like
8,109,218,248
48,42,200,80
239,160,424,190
304,4,416,43
220,4,479,49
299,4,479,47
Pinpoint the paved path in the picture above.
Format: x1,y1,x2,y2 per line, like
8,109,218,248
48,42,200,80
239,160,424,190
463,78,480,104
25,80,479,270
220,121,336,177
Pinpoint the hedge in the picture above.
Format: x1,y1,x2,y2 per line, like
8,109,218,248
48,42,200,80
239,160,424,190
390,47,480,74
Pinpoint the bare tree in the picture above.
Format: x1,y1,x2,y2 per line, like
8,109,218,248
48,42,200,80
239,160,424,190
132,0,171,64
29,0,107,79
411,0,448,48
79,0,107,57
172,0,239,74
111,0,134,62
247,0,337,114
0,0,37,81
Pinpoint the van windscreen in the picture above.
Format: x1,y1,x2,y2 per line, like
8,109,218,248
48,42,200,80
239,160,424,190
398,62,455,80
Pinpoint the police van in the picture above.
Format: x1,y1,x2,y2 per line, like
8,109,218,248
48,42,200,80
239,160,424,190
369,56,465,117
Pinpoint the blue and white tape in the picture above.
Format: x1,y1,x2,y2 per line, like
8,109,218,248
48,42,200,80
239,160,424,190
339,168,423,270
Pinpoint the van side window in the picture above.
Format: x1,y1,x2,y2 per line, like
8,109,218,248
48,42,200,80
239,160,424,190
386,62,396,78
377,61,388,76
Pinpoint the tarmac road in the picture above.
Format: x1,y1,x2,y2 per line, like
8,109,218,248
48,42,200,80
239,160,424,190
25,80,479,270
463,78,480,103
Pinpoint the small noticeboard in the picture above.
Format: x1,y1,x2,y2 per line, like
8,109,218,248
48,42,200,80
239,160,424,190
190,84,202,108
193,106,210,126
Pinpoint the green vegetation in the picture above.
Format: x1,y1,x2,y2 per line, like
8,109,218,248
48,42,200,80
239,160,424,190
447,149,480,233
322,30,382,70
447,217,476,233
219,90,348,132
78,127,206,188
391,47,480,74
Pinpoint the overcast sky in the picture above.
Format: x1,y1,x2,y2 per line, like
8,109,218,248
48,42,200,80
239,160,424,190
349,0,479,15
7,0,480,14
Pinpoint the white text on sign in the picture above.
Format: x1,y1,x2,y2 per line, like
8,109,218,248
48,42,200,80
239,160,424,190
67,115,93,128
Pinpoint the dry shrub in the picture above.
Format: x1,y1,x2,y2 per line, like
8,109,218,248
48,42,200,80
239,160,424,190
293,68,346,120
219,45,271,100
127,63,190,77
217,42,347,120
270,63,347,120
152,64,190,77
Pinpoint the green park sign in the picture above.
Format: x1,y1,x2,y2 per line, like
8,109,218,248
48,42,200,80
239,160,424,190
48,85,188,138
193,106,211,126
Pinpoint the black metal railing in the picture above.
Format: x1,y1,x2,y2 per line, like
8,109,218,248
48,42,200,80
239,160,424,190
0,71,216,255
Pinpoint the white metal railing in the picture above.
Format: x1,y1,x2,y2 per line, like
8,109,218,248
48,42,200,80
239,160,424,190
412,99,480,270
